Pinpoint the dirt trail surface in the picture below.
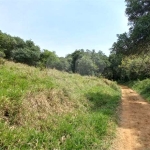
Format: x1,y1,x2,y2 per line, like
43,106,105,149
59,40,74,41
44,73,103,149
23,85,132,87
111,86,150,150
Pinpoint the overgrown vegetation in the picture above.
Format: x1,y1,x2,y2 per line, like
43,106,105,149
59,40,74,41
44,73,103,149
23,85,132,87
104,0,150,81
126,79,150,102
0,60,120,149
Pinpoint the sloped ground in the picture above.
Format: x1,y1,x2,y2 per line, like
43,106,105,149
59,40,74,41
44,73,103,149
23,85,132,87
111,86,150,150
0,60,121,149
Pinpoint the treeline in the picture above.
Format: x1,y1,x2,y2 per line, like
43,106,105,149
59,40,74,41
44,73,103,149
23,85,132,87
1,0,149,81
0,31,41,66
106,0,150,81
40,48,110,76
0,30,110,76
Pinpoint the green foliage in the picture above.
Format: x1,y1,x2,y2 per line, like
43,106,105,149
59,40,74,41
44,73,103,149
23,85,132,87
39,50,71,71
120,53,150,80
76,55,97,76
110,33,132,55
0,31,41,66
108,0,150,81
94,51,110,73
105,52,150,81
70,49,84,73
55,57,71,72
0,30,110,77
69,49,109,76
12,47,41,66
112,0,150,55
45,51,59,68
129,14,150,53
127,79,150,101
0,61,121,149
103,53,123,80
13,37,26,49
125,0,150,25
0,50,5,58
0,31,16,59
40,49,52,67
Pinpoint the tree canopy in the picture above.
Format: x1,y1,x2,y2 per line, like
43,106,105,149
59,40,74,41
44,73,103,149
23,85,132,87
0,30,110,77
107,0,150,81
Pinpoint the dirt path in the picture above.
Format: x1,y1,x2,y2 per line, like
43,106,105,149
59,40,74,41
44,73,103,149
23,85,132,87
111,86,150,150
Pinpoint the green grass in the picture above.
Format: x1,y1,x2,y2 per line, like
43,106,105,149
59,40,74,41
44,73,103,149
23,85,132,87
126,79,150,102
0,59,121,150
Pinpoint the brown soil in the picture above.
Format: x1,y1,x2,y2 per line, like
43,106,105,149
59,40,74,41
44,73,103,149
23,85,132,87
111,86,150,150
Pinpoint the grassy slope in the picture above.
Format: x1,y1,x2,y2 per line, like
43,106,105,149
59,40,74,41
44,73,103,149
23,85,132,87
0,60,121,150
127,79,150,102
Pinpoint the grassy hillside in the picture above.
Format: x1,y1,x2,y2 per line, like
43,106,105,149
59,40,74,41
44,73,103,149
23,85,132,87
0,59,121,150
127,79,150,102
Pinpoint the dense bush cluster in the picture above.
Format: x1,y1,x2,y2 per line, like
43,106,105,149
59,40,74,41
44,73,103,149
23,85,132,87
0,30,110,76
105,0,150,81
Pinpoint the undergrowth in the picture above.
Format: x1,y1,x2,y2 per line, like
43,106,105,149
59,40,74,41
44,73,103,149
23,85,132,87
127,79,150,102
0,60,121,150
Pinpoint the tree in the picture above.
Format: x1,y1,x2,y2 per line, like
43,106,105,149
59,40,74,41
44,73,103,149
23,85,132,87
54,57,71,72
125,0,150,25
70,50,84,73
120,53,150,80
12,47,40,66
125,0,150,54
45,51,59,69
0,31,16,59
40,49,53,67
69,49,109,76
93,50,110,74
103,53,123,80
25,40,35,48
13,37,26,49
110,32,132,55
107,0,150,81
76,56,97,76
129,14,150,53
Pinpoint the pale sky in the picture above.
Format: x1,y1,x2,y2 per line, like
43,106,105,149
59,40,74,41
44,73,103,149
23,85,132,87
0,0,129,57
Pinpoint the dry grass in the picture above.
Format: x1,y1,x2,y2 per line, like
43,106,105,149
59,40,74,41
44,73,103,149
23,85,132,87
0,59,121,149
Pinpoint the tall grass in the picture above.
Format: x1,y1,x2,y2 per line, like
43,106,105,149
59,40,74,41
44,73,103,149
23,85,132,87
127,79,150,101
0,60,121,149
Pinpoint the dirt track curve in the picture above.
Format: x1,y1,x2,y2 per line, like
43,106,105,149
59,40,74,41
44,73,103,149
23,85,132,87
111,86,150,150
